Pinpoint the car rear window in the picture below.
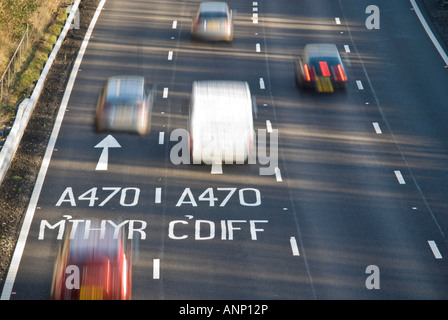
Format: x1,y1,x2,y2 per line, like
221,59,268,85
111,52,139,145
199,11,227,19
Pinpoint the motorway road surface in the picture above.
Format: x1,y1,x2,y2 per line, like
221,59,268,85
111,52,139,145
3,0,448,299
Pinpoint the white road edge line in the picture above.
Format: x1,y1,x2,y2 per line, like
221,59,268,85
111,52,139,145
0,0,107,301
410,0,448,66
428,240,443,259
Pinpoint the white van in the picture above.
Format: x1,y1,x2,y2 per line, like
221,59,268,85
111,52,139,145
189,81,255,164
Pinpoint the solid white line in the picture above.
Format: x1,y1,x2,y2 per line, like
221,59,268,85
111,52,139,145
290,237,300,256
172,20,177,29
158,132,165,144
256,43,261,52
153,259,160,279
356,80,364,90
155,187,162,203
275,167,282,182
266,120,272,133
163,87,169,98
0,0,107,301
410,0,448,66
259,77,265,89
167,51,173,60
428,240,443,259
372,122,382,134
394,170,406,184
335,17,341,24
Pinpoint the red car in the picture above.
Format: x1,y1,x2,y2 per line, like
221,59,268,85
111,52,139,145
50,222,132,300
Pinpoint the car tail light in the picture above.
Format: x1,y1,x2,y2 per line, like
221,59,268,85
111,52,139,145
303,64,311,81
303,64,316,81
332,64,347,82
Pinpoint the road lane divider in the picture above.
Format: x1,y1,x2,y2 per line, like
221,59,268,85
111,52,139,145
153,259,160,279
159,132,165,145
356,80,364,90
155,187,162,203
428,240,443,259
290,237,300,256
394,170,406,184
372,122,382,134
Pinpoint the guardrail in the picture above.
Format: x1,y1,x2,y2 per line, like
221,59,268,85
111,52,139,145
0,0,82,186
0,25,29,102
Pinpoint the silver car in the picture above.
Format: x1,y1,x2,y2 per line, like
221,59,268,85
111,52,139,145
96,76,156,135
191,2,234,42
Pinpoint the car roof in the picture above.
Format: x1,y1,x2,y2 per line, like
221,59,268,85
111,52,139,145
199,1,228,12
65,221,124,261
304,43,340,58
106,76,145,100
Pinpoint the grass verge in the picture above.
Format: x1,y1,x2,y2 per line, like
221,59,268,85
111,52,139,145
0,3,68,125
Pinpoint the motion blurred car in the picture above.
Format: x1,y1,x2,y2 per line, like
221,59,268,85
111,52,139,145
191,2,234,42
96,76,156,135
294,43,348,93
50,221,132,300
189,80,255,164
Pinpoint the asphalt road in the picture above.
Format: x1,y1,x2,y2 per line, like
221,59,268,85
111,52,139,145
3,0,448,299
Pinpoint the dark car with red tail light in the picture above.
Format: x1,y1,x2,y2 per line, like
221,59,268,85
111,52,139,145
294,44,348,93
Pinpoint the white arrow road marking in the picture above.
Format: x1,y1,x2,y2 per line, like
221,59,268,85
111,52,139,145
95,135,121,170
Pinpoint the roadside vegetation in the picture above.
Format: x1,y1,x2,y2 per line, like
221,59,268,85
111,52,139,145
0,0,69,124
